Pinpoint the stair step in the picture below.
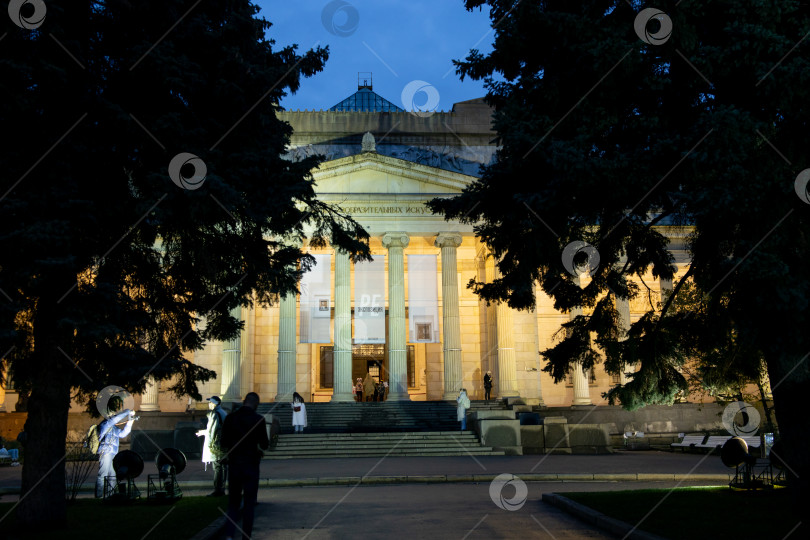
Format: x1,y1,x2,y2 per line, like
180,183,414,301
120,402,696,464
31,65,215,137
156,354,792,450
271,448,501,455
274,443,483,449
256,402,510,458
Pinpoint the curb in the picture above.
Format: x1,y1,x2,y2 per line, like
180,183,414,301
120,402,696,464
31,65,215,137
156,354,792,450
0,472,729,496
189,515,226,540
543,492,668,540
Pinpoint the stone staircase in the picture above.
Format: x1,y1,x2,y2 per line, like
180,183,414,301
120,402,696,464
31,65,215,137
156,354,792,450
257,400,509,459
267,431,505,459
256,399,508,434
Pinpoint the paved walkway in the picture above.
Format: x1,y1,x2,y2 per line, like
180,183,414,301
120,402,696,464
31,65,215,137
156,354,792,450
0,450,730,495
2,450,729,538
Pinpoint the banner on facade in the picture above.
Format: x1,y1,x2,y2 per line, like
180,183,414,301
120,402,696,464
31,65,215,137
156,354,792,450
300,254,332,343
407,254,439,343
354,256,386,344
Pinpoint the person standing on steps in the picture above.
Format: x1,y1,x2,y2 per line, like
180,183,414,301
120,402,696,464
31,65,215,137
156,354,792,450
483,371,493,400
457,388,471,431
355,378,364,402
363,372,375,402
291,392,307,433
196,395,227,496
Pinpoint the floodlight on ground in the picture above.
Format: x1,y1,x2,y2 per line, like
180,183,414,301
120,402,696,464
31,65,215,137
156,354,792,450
104,450,143,503
147,447,187,502
720,436,754,468
722,437,778,491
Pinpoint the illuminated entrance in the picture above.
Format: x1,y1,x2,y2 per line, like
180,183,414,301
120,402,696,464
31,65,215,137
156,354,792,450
319,344,416,390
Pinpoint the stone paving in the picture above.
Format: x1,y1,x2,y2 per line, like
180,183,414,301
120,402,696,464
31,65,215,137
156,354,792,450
1,450,731,539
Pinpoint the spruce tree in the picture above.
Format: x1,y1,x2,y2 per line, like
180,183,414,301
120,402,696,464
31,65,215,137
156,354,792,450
430,0,810,509
0,1,368,526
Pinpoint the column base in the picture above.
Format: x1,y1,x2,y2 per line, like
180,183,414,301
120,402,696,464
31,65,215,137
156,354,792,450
138,405,160,412
386,391,411,401
274,393,293,403
442,391,460,401
572,399,594,406
330,392,355,403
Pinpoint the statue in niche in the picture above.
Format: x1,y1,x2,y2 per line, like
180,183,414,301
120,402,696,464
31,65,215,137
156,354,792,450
361,132,376,152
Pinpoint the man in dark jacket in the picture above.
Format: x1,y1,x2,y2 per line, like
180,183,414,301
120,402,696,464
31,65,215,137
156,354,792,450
221,392,269,540
484,371,493,400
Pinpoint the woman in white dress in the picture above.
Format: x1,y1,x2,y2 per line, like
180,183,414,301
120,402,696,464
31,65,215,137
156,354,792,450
291,392,307,434
456,389,470,431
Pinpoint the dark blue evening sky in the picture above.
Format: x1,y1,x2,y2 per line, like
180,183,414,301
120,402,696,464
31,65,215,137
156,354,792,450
254,1,494,112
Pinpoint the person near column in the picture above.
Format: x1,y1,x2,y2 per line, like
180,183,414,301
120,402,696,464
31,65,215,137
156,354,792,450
95,408,136,498
363,372,375,402
291,392,307,433
483,371,493,400
355,378,363,402
222,392,269,540
456,388,471,431
196,396,227,496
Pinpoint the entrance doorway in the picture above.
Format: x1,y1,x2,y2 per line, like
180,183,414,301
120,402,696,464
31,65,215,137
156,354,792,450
353,344,386,383
317,344,416,391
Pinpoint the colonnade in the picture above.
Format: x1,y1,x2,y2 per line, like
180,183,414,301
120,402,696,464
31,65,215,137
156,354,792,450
135,231,532,407
208,231,520,403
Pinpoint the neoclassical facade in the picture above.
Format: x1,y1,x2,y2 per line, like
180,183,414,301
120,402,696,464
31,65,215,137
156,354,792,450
0,85,690,413
185,86,690,410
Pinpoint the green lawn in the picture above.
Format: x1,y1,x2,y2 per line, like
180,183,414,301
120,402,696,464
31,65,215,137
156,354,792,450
0,496,227,540
560,487,802,539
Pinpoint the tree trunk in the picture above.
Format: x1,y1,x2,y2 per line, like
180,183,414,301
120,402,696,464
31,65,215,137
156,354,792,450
765,352,810,531
16,301,72,527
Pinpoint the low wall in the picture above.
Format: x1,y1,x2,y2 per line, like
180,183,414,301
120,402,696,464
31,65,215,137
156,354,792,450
2,410,286,463
542,403,730,435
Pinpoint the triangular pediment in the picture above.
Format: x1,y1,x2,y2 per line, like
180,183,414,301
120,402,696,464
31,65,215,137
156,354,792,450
311,151,476,195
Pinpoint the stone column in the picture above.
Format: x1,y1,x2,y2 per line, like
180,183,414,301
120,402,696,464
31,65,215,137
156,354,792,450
615,294,631,385
139,376,160,412
0,377,5,413
276,290,297,402
484,257,497,384
495,267,519,398
220,305,242,402
660,276,674,305
570,275,592,405
532,282,546,407
383,232,410,400
331,249,354,402
436,233,463,400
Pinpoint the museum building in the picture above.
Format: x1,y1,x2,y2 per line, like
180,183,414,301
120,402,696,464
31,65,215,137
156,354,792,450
0,82,690,413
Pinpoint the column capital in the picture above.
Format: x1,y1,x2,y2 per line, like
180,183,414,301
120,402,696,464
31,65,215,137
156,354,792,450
382,232,410,249
434,232,462,249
